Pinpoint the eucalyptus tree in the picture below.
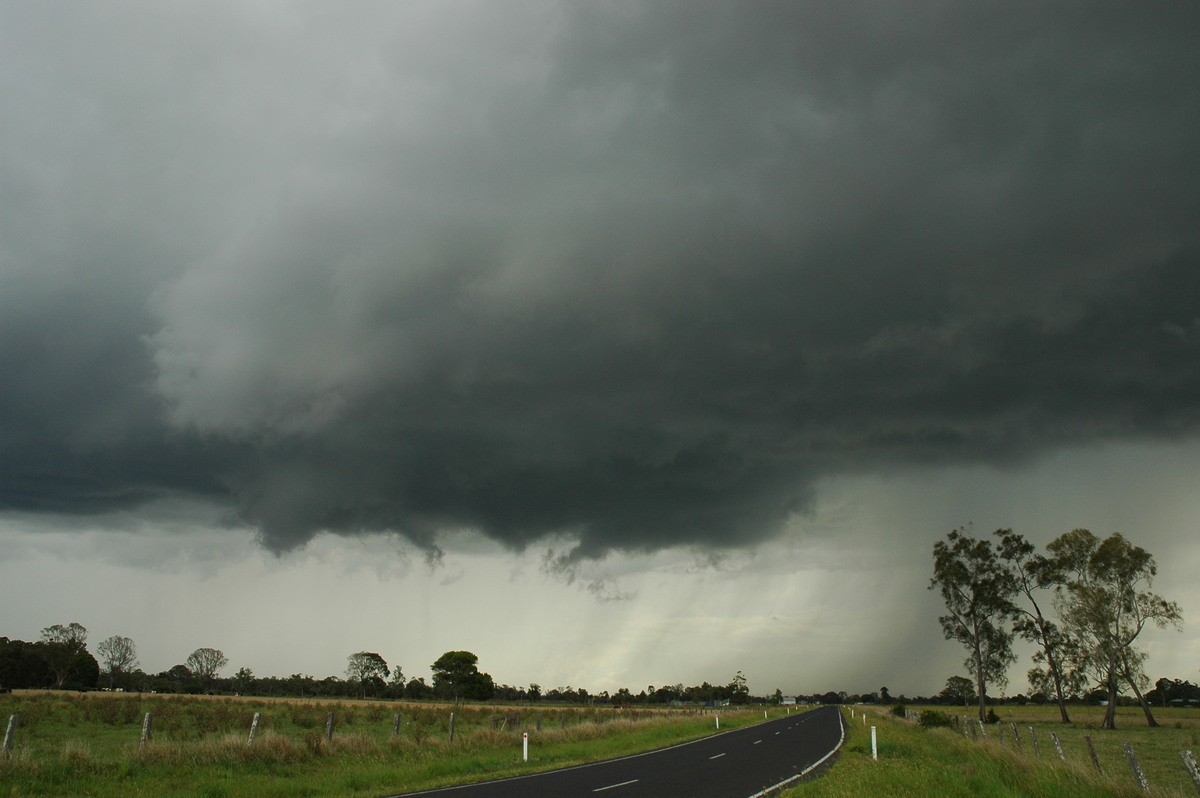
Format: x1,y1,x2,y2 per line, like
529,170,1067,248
41,622,87,649
345,651,390,698
930,527,1018,722
940,675,975,707
185,647,229,689
995,529,1078,723
1050,529,1182,729
96,635,139,689
40,622,90,688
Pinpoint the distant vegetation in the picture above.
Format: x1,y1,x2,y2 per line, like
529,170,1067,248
4,613,1194,718
1,627,764,706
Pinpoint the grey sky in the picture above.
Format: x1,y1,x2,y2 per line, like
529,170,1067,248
1,1,1197,695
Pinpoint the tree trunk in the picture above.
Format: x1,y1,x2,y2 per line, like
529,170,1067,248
1101,675,1119,730
1124,671,1159,727
975,639,987,723
1047,650,1071,724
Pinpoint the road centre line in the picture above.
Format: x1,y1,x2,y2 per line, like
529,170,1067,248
709,753,726,760
593,779,638,792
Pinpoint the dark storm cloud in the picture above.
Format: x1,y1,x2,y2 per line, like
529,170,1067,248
2,1,1198,558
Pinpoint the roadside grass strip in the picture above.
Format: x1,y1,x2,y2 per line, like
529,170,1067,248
782,705,1199,798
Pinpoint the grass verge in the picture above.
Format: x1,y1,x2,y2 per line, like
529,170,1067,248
781,705,1200,798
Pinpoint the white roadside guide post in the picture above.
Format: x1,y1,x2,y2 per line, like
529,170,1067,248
3,714,16,756
871,726,878,760
523,732,529,762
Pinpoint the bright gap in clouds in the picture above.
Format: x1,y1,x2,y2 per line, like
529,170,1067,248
3,436,1195,698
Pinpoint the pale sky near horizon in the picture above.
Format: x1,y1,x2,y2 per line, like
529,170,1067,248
2,1,1198,698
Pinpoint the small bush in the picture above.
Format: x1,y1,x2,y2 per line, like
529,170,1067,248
890,704,907,718
985,708,1000,724
917,710,953,728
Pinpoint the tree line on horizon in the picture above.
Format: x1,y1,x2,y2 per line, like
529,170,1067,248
0,628,765,706
930,526,1186,730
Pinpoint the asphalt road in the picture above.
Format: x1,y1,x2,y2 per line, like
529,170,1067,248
383,705,845,798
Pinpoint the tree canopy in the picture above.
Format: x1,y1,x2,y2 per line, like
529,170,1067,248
97,635,139,689
346,651,390,698
185,648,229,685
431,650,495,701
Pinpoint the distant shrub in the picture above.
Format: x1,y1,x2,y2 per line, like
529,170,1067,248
986,709,1000,724
890,704,907,718
918,710,953,728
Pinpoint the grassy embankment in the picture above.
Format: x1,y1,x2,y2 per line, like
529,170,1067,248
783,703,1200,798
0,690,791,797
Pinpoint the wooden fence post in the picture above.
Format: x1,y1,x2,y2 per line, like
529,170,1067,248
140,712,153,747
1029,726,1039,758
393,714,402,736
247,712,261,745
1085,735,1103,774
449,712,456,742
1179,750,1200,795
1010,722,1022,753
1124,743,1149,792
325,712,335,742
3,714,16,756
978,720,987,739
1051,732,1065,761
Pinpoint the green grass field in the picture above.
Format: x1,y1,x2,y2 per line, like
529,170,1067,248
782,704,1200,798
0,690,789,797
5,693,1199,797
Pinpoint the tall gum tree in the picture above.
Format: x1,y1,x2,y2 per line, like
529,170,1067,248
96,635,139,689
930,527,1018,722
1051,529,1182,729
995,529,1076,723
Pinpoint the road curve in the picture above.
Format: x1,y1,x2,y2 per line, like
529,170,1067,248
382,705,845,798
